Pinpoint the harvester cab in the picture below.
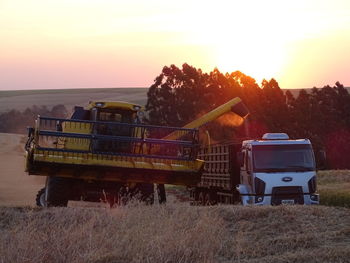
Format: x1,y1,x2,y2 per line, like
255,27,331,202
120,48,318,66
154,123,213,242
64,101,145,153
87,101,144,124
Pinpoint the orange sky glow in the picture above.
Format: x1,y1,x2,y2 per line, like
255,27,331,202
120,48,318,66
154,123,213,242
0,0,349,90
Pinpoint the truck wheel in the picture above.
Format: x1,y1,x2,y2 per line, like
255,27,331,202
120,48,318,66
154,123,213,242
46,177,72,207
36,187,47,207
204,192,210,206
198,191,205,205
205,192,217,206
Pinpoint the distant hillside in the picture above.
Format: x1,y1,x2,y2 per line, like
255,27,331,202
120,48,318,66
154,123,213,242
0,88,148,113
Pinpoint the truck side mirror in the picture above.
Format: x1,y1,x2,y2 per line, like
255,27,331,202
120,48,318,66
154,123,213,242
317,150,326,170
27,127,34,138
237,152,244,167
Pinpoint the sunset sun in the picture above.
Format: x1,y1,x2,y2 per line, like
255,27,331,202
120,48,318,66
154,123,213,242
213,41,288,83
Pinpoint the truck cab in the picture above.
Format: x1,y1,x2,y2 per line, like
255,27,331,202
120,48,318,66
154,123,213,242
237,133,319,205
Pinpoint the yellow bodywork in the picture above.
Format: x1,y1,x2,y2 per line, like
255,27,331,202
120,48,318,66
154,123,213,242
87,101,143,111
62,122,92,151
32,149,204,173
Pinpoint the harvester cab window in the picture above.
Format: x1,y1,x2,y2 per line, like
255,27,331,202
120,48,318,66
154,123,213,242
91,108,135,153
97,109,133,136
99,112,122,122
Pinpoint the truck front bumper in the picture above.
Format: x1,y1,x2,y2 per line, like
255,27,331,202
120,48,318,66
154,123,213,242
252,193,319,205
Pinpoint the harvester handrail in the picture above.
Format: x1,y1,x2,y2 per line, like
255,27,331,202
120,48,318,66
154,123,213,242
38,130,197,147
35,146,194,161
38,116,198,132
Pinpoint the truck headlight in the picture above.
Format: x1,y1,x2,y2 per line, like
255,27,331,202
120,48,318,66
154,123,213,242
255,196,264,203
310,194,319,202
308,176,317,193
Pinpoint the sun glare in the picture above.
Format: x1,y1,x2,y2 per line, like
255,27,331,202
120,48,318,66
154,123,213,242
183,1,295,82
213,41,287,83
185,0,350,85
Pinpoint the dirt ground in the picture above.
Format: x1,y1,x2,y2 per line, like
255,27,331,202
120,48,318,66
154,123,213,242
0,133,45,206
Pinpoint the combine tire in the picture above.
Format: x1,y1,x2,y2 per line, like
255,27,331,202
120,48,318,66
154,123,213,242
46,177,73,207
139,183,154,205
118,184,154,205
157,184,166,204
36,187,47,207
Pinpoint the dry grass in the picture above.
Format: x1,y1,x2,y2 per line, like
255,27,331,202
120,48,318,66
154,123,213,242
318,170,350,208
318,170,350,185
0,204,350,263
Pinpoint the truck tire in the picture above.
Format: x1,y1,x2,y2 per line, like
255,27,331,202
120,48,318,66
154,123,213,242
205,192,217,206
46,177,74,207
198,191,205,205
36,187,47,207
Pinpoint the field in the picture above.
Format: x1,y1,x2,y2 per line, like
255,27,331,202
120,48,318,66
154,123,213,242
0,88,148,113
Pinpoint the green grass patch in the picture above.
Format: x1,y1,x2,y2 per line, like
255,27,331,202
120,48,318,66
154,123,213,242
319,189,350,208
318,170,350,208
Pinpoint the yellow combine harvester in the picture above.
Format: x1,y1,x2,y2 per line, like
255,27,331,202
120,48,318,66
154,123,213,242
25,98,248,206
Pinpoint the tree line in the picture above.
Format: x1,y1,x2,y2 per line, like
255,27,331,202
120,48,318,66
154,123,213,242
146,64,350,169
0,105,68,134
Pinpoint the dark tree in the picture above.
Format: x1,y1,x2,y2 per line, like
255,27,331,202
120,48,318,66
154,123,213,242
146,63,350,169
0,105,68,134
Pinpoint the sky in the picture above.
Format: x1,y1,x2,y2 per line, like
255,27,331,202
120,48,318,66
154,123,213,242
0,0,349,90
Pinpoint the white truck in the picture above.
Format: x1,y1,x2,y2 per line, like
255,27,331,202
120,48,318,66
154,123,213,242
192,133,319,205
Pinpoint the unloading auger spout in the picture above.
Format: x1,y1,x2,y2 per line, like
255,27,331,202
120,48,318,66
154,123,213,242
162,97,249,141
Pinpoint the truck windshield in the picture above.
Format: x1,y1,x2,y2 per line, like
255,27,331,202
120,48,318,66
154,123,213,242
252,144,315,172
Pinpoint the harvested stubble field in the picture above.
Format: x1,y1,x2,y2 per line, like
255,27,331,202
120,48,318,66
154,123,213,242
0,204,350,263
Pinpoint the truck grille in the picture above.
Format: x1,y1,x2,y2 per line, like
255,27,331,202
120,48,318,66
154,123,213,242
271,186,304,205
